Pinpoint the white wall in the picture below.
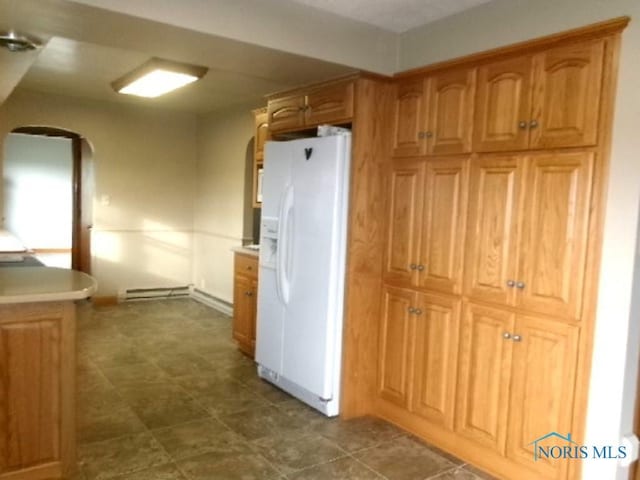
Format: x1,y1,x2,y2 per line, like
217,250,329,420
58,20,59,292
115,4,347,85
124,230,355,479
400,2,640,479
70,0,398,75
3,133,73,249
0,89,198,296
193,104,256,304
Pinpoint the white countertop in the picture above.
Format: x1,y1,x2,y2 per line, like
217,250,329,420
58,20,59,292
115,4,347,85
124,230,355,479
0,267,97,304
232,246,259,257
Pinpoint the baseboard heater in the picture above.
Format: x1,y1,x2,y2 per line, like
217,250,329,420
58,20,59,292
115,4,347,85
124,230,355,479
190,288,233,316
122,286,190,301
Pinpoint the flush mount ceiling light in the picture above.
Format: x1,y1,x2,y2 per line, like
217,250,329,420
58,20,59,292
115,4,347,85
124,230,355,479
0,31,41,52
111,57,208,98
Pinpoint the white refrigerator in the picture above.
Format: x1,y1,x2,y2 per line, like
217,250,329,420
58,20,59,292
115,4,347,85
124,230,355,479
255,132,351,417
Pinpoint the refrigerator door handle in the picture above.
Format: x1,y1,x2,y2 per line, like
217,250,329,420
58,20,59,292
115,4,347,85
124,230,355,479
276,184,294,304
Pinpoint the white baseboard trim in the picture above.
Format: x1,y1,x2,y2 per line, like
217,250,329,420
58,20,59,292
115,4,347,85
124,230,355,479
190,287,233,317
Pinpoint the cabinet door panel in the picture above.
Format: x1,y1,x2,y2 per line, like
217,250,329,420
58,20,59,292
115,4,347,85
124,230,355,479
0,320,62,472
518,152,594,319
474,57,532,152
378,286,415,408
233,274,256,356
267,96,305,133
418,157,468,294
383,159,423,287
411,293,460,429
306,81,354,126
426,68,475,155
507,315,579,480
464,156,522,305
530,40,604,148
455,303,514,453
392,79,427,157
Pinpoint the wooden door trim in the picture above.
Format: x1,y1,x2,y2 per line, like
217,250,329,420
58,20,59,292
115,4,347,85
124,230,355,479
10,127,92,274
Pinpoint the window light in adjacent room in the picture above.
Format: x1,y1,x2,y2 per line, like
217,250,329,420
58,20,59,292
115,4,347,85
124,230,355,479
112,57,208,98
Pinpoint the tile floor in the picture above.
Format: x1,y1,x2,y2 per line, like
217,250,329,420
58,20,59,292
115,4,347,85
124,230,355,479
75,298,497,480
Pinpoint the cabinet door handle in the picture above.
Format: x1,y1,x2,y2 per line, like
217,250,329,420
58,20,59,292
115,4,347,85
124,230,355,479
529,119,539,129
414,308,422,315
245,291,253,297
416,264,425,271
512,334,522,342
506,280,516,288
503,332,512,340
516,281,526,289
518,121,528,129
407,307,416,314
409,263,417,270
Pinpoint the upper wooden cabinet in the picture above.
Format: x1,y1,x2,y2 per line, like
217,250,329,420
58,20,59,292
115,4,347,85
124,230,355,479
392,79,427,157
464,151,594,320
426,68,476,155
474,40,604,152
392,67,475,157
252,108,268,208
267,79,354,133
253,107,269,161
383,157,469,295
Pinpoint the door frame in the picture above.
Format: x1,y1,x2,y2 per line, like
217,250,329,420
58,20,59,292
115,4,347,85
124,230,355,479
10,126,93,274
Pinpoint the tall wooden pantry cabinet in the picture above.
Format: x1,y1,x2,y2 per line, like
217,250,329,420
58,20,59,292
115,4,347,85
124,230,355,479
373,17,628,480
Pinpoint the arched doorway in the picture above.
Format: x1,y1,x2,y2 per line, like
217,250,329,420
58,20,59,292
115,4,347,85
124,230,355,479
6,126,93,274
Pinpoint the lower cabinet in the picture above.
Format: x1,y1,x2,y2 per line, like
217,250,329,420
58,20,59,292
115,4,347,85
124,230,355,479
377,285,461,428
377,294,580,480
0,302,76,480
232,252,258,357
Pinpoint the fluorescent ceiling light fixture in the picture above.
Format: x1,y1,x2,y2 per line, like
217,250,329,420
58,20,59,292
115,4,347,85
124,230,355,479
112,57,208,98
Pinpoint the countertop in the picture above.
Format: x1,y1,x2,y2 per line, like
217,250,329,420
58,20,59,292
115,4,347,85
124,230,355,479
0,267,97,304
232,246,259,258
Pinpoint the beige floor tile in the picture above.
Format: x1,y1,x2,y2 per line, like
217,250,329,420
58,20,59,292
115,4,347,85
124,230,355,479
151,418,250,461
79,432,171,480
354,435,457,480
175,451,281,480
251,430,347,474
288,457,384,480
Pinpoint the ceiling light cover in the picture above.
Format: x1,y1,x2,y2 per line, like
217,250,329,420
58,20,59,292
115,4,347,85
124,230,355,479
112,58,208,98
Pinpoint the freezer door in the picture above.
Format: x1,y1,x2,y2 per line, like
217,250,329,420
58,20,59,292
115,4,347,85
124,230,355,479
255,140,293,374
281,135,350,400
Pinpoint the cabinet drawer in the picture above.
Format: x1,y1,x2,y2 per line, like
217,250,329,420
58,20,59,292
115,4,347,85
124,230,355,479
235,253,258,278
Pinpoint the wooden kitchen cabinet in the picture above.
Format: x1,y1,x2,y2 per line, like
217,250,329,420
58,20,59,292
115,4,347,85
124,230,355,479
455,302,514,453
456,302,579,479
391,79,427,157
392,67,475,157
267,79,354,133
0,302,76,480
233,252,258,357
253,107,269,161
383,157,468,295
464,151,593,320
252,108,268,208
474,39,604,152
377,285,414,409
411,292,460,429
378,286,460,428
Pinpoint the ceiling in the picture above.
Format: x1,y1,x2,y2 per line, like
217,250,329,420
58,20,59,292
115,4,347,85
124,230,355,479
0,0,492,114
287,0,493,33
